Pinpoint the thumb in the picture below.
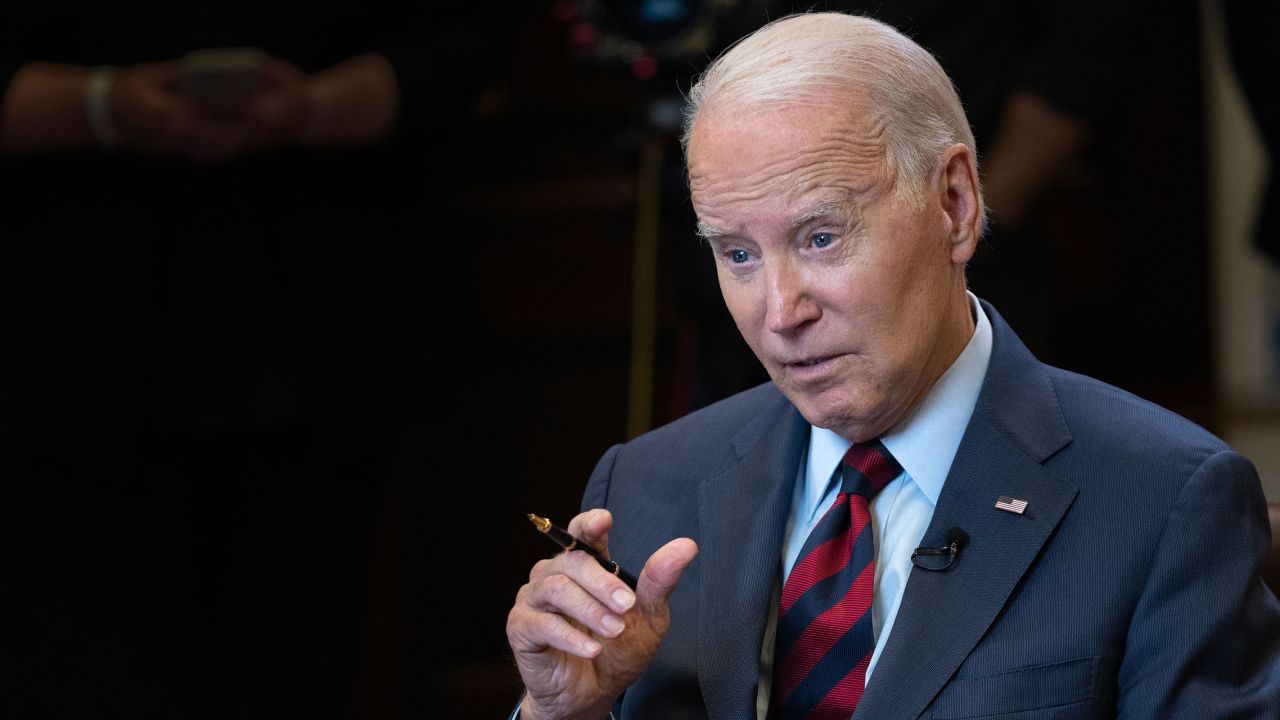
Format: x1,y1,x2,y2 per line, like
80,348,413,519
635,538,698,618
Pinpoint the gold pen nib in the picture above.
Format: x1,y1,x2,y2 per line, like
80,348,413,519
527,513,552,533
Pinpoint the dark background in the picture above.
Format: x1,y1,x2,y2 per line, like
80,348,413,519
1,1,1265,717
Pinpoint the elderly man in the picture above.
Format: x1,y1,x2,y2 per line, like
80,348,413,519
505,13,1280,720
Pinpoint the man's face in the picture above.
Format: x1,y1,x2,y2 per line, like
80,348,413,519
687,103,973,442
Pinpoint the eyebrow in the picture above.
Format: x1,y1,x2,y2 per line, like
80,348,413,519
695,197,850,242
696,219,731,242
791,197,848,229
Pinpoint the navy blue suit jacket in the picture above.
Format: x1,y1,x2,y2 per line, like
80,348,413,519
583,302,1280,719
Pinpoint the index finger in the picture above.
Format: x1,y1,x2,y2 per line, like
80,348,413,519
566,508,612,558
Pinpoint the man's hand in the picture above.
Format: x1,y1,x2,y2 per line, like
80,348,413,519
506,509,698,720
229,57,312,155
110,61,199,158
112,56,311,165
110,60,261,164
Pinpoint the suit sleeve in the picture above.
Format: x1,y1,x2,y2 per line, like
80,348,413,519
580,442,630,719
581,443,623,513
1117,449,1280,718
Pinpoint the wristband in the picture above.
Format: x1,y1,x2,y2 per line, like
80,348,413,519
85,66,121,149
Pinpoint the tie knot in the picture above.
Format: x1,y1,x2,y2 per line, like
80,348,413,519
840,440,901,499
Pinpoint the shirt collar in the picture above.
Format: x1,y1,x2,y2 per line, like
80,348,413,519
805,292,993,508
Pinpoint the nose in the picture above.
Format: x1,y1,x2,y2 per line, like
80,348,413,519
764,259,820,334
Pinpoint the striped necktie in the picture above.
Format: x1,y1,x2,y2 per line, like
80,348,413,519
768,440,901,720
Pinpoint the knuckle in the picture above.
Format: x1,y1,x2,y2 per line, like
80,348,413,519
525,612,556,640
550,616,581,645
529,558,552,580
556,550,583,572
513,582,532,606
506,605,535,647
586,562,616,589
565,548,600,573
543,573,575,605
541,574,607,626
566,510,595,535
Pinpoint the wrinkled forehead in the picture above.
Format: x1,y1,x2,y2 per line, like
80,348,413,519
686,102,890,215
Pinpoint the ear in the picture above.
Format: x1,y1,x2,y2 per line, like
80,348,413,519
935,143,981,265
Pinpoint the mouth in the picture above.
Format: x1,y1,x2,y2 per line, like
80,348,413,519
787,355,836,368
779,355,845,388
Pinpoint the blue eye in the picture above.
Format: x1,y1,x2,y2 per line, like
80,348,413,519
811,233,833,248
729,249,750,263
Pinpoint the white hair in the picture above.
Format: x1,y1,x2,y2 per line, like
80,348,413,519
683,13,980,210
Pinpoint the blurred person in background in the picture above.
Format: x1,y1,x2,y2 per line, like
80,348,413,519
0,4,504,716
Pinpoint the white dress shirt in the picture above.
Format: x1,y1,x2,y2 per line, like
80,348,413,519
756,292,993,717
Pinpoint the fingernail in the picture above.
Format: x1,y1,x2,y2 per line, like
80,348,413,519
612,588,635,611
583,639,602,656
602,614,625,636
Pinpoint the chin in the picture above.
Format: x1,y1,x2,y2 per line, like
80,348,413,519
792,397,853,434
787,388,883,442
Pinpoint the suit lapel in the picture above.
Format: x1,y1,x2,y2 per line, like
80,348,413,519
854,303,1078,720
698,395,809,720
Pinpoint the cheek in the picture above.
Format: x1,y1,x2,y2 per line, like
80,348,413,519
717,274,760,328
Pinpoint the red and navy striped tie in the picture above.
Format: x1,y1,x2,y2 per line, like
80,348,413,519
768,440,901,720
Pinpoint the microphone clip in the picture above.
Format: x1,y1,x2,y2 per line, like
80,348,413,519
910,528,968,572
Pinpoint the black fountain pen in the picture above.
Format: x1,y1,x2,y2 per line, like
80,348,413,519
527,513,639,590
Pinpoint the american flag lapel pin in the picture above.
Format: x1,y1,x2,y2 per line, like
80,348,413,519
995,496,1028,515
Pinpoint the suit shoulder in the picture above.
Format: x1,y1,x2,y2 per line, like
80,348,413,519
626,381,790,448
615,382,792,470
585,382,797,530
1043,365,1234,471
